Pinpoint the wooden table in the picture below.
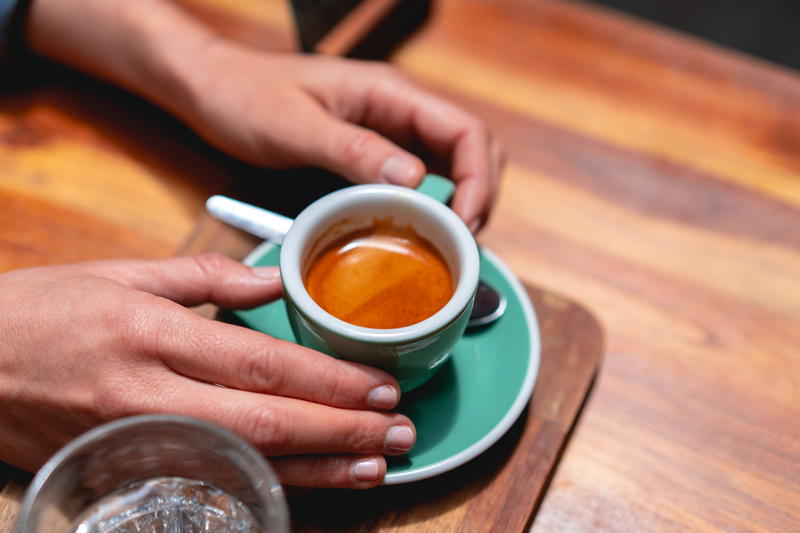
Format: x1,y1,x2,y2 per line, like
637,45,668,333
2,0,800,531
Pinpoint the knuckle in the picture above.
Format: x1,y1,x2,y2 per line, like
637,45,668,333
237,343,284,392
339,129,380,166
241,406,287,452
91,378,125,421
350,421,383,452
323,363,359,406
91,366,148,422
344,413,387,451
192,253,230,282
104,296,162,354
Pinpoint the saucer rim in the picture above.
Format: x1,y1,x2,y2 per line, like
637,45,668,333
242,243,541,485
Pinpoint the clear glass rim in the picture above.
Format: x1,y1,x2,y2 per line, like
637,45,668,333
17,414,289,532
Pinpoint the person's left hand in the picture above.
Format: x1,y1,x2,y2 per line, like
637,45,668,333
181,45,504,232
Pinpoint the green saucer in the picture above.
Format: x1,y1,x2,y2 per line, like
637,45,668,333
235,244,540,484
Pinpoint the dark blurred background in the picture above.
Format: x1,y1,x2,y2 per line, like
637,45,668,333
289,0,799,70
587,0,800,70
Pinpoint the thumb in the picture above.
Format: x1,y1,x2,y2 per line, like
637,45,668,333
312,118,426,187
87,254,283,309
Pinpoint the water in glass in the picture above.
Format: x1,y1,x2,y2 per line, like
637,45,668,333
70,476,259,533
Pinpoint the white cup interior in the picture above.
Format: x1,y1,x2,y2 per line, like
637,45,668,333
301,200,462,283
280,185,479,342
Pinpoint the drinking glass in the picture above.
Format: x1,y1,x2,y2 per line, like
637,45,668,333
16,415,289,532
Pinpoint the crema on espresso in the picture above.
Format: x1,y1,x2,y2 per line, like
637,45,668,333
304,220,454,329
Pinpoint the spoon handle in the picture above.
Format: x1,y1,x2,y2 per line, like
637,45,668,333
206,195,294,244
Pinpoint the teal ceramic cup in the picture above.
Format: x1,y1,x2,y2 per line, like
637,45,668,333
280,183,479,391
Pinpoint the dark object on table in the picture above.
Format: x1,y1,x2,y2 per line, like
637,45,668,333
589,0,800,70
288,0,431,58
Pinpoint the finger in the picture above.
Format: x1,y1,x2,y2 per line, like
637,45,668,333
360,83,496,229
151,306,401,410
163,379,416,456
449,126,493,232
419,111,493,231
310,115,426,188
85,254,283,309
469,135,505,232
271,454,386,489
490,136,507,190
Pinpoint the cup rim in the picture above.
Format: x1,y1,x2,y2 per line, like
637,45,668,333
280,184,479,343
17,415,288,533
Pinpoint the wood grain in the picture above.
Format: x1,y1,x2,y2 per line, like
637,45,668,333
393,0,800,208
0,75,233,268
173,217,603,532
397,3,800,531
0,211,604,532
1,0,799,531
0,485,25,533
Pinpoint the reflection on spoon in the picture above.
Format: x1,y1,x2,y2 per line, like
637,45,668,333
205,195,507,329
468,280,507,329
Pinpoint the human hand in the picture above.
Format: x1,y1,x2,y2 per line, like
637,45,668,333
0,254,414,488
182,47,503,232
26,0,502,231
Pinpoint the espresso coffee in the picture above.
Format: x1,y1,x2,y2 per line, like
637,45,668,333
304,221,454,329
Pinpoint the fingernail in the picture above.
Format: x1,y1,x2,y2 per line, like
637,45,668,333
385,425,415,453
367,385,398,409
379,155,418,185
350,458,381,481
252,267,281,279
468,218,481,233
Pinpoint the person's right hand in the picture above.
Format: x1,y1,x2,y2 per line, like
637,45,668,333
0,254,415,489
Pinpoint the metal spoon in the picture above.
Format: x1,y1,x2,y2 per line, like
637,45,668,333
206,195,506,329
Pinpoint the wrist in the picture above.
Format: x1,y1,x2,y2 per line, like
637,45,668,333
113,1,219,122
25,0,220,123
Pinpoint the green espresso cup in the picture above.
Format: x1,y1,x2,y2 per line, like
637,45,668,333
279,182,479,391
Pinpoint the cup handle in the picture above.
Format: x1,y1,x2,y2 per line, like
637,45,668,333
415,174,455,205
